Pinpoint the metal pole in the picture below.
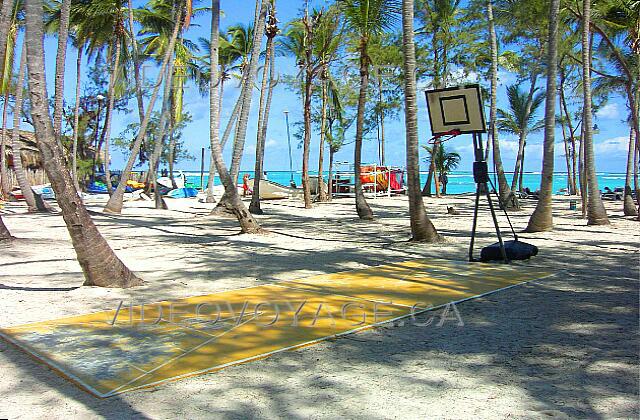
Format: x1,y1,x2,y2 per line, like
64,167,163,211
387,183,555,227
284,110,294,184
200,147,205,191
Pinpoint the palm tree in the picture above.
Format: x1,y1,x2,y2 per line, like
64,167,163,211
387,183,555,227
581,0,609,225
104,0,184,213
486,0,519,210
209,0,263,233
213,2,269,213
497,84,545,191
624,126,638,216
403,0,440,241
525,0,560,232
249,1,279,215
0,0,21,198
339,0,400,220
198,33,244,203
422,144,460,194
11,41,41,212
24,0,142,287
52,0,71,141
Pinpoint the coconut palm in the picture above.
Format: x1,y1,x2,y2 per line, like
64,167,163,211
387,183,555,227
524,0,560,232
209,0,263,233
403,0,440,241
52,0,71,141
10,41,41,212
198,33,244,203
486,0,519,210
581,0,609,225
24,0,142,287
497,84,545,191
338,0,401,220
249,1,279,215
624,126,638,216
104,0,185,213
0,0,22,198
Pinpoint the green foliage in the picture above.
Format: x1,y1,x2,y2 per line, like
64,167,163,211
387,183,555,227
422,143,461,174
114,110,194,168
497,84,545,136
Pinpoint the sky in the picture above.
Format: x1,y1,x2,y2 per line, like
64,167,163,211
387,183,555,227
31,0,633,176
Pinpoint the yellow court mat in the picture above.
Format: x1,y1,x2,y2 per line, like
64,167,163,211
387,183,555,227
0,259,552,397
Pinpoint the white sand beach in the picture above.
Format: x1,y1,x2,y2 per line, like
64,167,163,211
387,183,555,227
0,195,637,418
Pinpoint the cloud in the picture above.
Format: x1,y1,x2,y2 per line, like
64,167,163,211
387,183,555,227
596,103,620,120
595,136,629,154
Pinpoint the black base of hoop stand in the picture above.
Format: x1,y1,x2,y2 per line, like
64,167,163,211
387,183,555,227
469,132,508,263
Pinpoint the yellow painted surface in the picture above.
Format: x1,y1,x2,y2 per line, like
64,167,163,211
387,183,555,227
0,258,551,397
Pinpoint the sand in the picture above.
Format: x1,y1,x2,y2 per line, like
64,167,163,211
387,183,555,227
0,193,638,418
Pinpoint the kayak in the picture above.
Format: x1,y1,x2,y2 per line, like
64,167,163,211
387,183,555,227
166,187,199,199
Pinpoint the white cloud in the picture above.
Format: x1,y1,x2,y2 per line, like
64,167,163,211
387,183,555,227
595,136,629,154
596,103,620,120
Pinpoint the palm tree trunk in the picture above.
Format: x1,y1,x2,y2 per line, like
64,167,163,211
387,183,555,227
518,148,525,192
317,71,328,202
582,0,609,226
71,46,83,190
151,63,174,210
250,34,276,215
559,69,577,195
354,41,374,220
624,126,638,216
302,65,314,209
579,124,587,217
104,8,183,214
100,39,123,197
403,0,440,241
1,89,11,197
487,0,518,210
228,0,268,192
128,0,146,125
53,0,72,140
378,72,386,166
525,0,560,232
209,0,263,233
0,214,11,240
206,88,241,203
11,41,39,212
511,75,538,191
328,145,335,202
0,0,13,68
25,0,142,287
422,164,433,196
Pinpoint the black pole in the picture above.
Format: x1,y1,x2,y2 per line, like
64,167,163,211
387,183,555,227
200,147,205,191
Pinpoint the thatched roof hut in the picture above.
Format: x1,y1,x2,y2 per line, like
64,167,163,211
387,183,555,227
1,129,43,170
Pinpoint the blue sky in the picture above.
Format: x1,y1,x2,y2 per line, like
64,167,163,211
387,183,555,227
32,0,632,175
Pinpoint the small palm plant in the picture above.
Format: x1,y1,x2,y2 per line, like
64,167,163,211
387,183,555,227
497,84,545,191
422,144,460,195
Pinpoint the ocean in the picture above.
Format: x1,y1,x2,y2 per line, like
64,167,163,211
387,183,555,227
182,170,628,195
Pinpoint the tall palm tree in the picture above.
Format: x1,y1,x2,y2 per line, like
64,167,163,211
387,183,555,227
525,0,560,232
104,0,184,214
199,33,244,203
486,0,518,210
249,0,278,215
52,0,71,141
0,0,21,198
214,0,268,214
581,0,609,225
209,0,263,233
497,83,545,191
24,0,142,287
11,41,41,212
339,0,400,220
624,126,638,216
403,0,440,241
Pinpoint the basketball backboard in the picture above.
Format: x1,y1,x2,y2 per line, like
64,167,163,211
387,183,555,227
425,84,487,135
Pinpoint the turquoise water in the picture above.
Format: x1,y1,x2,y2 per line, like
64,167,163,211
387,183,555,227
183,170,627,195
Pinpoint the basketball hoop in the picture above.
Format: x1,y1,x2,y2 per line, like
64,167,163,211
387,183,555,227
428,129,462,144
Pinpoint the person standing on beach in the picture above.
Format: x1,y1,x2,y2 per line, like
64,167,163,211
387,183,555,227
439,172,449,195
